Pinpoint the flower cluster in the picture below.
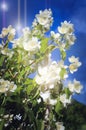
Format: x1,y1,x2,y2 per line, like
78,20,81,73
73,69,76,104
33,9,53,28
68,56,82,73
32,9,53,35
68,79,83,93
51,21,76,51
0,25,16,41
0,9,83,130
35,54,69,105
13,34,40,53
0,79,17,93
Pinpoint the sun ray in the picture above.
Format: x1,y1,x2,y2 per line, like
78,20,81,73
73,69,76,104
16,0,22,35
18,0,20,27
1,0,8,27
24,0,27,27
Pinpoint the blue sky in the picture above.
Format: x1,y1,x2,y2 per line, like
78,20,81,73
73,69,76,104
0,0,86,104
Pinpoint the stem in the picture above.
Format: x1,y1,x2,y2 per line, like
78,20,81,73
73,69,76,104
8,69,15,78
1,96,6,106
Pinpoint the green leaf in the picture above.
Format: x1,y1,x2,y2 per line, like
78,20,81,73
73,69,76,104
55,101,63,114
60,68,66,79
0,108,5,115
0,119,4,130
65,42,70,49
81,125,86,130
49,111,53,121
26,85,36,95
40,38,49,53
60,50,66,60
4,71,11,79
64,87,71,98
36,120,44,130
46,45,55,53
26,79,37,95
26,108,35,122
25,78,33,85
15,85,22,93
0,55,5,67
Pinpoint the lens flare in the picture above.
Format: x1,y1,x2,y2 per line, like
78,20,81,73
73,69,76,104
15,23,23,36
1,2,8,11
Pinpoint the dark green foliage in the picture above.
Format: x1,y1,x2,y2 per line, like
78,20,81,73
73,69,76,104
56,100,86,130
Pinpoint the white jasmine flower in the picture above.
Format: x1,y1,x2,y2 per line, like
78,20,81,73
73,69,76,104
23,37,40,52
8,25,16,40
36,9,52,25
40,91,50,103
68,81,74,92
69,56,82,73
58,60,68,79
1,27,9,37
0,79,9,93
0,79,17,93
36,9,53,29
35,73,46,86
51,31,61,42
8,34,15,41
12,37,23,48
35,56,68,92
58,21,74,34
69,63,80,73
60,94,71,107
59,44,66,51
37,98,41,103
57,60,67,69
49,99,57,105
40,91,57,105
69,56,79,63
73,79,83,93
35,60,61,90
68,79,83,93
8,25,16,36
65,34,76,45
9,81,17,92
13,36,40,54
0,25,16,40
22,27,31,40
1,48,14,58
56,122,65,130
